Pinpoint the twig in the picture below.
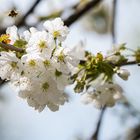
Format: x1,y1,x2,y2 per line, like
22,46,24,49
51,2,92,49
119,61,138,66
0,42,24,53
0,78,6,85
16,0,42,27
91,107,106,140
126,124,140,140
64,0,103,27
111,0,117,44
108,61,138,67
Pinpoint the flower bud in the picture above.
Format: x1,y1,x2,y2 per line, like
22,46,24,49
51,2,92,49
117,69,130,80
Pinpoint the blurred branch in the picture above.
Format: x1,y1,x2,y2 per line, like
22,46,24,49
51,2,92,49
39,0,103,26
39,10,63,21
64,0,103,27
0,79,6,85
38,1,90,22
0,78,7,88
91,107,106,140
16,0,42,27
111,0,117,44
126,125,140,140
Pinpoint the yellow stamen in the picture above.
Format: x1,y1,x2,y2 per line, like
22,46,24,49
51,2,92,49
43,60,50,67
28,59,36,67
39,40,47,49
11,62,17,68
53,31,60,38
58,51,65,62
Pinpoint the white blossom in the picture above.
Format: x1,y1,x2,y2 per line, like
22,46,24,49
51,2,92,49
18,75,68,112
0,18,75,112
6,26,19,44
26,31,54,58
81,83,123,108
0,51,22,80
53,42,85,75
23,27,38,42
43,18,69,41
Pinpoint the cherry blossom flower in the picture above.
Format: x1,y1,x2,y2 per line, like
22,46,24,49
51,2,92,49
0,51,22,80
81,83,123,108
43,18,69,41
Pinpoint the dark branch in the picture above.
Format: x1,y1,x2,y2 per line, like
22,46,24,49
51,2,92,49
16,0,42,27
0,42,24,53
64,0,103,27
0,78,6,85
126,125,140,140
119,61,138,66
91,107,106,140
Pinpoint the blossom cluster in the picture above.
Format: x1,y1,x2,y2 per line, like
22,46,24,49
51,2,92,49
72,50,131,108
0,18,134,112
0,18,85,112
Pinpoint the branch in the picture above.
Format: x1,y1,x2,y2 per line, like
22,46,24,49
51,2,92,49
126,125,140,140
119,61,138,66
16,0,42,27
91,107,106,140
64,0,103,27
0,78,6,85
0,42,24,53
111,0,117,44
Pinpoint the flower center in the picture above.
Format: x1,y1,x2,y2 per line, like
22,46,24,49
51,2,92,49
58,52,65,62
39,40,47,49
55,69,62,77
28,59,36,67
11,62,17,68
53,31,60,38
42,82,49,91
43,60,50,67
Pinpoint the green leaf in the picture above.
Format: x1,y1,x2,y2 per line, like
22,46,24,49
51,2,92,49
98,61,114,80
55,69,62,77
74,80,85,93
14,39,27,49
